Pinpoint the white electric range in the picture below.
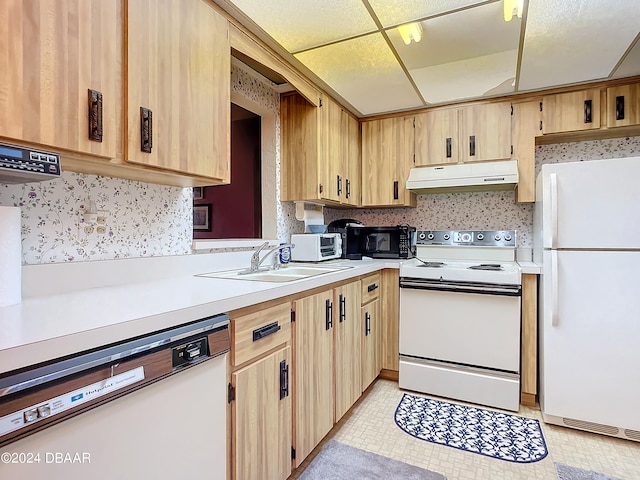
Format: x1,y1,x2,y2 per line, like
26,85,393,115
399,230,522,411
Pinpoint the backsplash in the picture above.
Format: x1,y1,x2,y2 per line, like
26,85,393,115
326,135,640,248
0,61,292,264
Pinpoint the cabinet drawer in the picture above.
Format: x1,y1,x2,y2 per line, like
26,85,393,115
232,302,291,366
361,273,381,305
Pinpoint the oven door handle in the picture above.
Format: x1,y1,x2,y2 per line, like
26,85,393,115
400,279,521,296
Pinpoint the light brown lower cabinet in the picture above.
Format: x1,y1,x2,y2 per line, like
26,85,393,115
520,274,538,407
293,288,335,467
361,298,381,391
231,345,292,480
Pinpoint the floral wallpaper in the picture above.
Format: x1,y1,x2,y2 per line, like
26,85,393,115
326,136,640,248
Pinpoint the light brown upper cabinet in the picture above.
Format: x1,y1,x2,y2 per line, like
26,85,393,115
415,103,511,166
541,89,601,134
361,116,416,207
607,83,640,128
125,0,230,183
281,93,360,206
0,1,118,158
511,100,542,203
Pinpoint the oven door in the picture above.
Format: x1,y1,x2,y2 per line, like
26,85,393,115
399,278,521,371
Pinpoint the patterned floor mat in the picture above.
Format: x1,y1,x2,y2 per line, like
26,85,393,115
394,393,548,463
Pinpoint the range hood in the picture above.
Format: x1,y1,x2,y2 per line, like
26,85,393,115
406,160,518,194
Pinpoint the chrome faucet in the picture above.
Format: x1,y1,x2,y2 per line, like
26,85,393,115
241,242,292,274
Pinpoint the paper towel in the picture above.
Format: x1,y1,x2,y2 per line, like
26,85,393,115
0,206,22,306
294,202,325,232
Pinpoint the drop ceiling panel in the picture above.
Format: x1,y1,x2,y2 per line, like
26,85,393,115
411,50,517,104
611,36,640,79
295,33,423,115
388,2,521,70
367,0,487,27
227,0,377,52
519,0,640,90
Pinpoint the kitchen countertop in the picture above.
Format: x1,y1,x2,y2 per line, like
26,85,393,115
517,261,541,275
0,254,400,374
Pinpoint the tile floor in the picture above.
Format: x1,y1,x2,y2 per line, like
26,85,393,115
290,380,640,480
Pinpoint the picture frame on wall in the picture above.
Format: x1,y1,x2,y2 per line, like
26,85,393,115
193,204,211,231
193,187,204,200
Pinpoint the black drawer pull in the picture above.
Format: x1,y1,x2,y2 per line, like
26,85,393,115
584,99,592,124
325,299,333,330
469,135,476,156
252,322,281,341
280,360,289,400
140,106,153,153
393,180,399,200
616,95,625,121
446,137,452,158
88,89,103,142
367,283,379,293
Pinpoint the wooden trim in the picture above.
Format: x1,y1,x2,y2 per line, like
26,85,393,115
379,369,398,381
521,274,537,397
520,392,537,408
228,24,319,106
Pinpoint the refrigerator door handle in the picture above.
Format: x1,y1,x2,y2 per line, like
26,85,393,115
550,173,558,248
551,250,559,326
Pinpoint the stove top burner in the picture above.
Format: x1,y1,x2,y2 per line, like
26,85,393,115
417,260,446,268
468,264,503,271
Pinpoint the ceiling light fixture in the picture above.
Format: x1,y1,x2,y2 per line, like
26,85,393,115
503,0,524,22
398,22,423,45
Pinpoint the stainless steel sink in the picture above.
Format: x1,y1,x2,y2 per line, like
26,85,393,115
197,264,352,283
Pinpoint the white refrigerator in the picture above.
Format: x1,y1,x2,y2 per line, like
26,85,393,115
534,156,640,441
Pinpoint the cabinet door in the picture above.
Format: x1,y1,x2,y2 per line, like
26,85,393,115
342,111,361,206
281,93,321,202
319,96,343,202
542,89,601,134
361,298,381,392
294,289,334,467
232,346,291,480
414,109,459,166
0,1,118,158
607,83,640,128
362,116,415,207
126,0,230,181
512,100,541,203
460,103,512,163
334,282,362,422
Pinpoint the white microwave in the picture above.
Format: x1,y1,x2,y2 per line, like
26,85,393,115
290,233,342,262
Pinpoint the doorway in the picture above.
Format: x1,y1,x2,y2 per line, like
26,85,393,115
193,103,262,239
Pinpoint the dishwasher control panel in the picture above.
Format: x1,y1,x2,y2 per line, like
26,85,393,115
172,337,209,369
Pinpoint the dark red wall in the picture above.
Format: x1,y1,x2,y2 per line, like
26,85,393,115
194,104,261,239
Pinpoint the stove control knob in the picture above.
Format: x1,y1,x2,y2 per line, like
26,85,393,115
443,234,450,241
494,234,501,241
419,232,426,240
476,233,484,240
427,233,434,240
505,234,512,241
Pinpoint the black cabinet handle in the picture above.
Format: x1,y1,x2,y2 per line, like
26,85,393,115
88,89,103,142
469,135,476,157
346,179,351,198
279,360,289,399
325,299,333,330
446,137,452,158
252,322,281,341
339,294,346,323
393,181,399,200
140,107,153,153
365,312,371,336
337,175,342,196
584,99,592,124
616,95,625,121
367,283,378,293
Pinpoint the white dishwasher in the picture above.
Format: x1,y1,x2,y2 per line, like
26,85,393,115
0,314,229,480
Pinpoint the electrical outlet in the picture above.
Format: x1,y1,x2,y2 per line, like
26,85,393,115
97,216,107,225
96,225,106,235
84,225,94,234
